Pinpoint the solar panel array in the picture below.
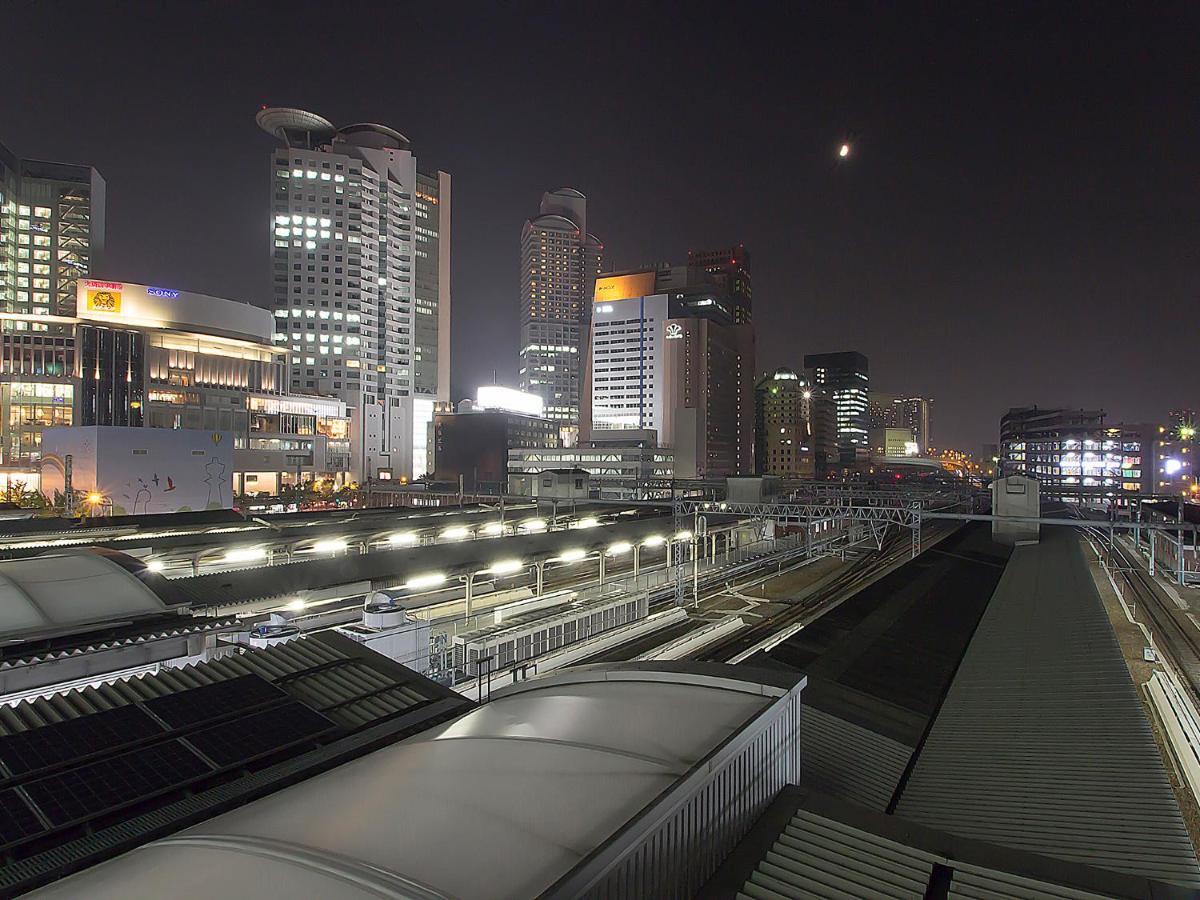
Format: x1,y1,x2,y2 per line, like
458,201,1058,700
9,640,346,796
0,789,44,850
24,741,212,828
188,702,335,768
0,672,333,855
0,704,162,776
142,674,286,729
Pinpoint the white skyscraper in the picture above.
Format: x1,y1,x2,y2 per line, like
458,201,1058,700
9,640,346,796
258,109,450,482
518,188,602,441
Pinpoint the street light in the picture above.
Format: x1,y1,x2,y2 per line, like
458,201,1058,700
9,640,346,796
225,547,267,564
574,517,599,529
520,518,547,532
480,522,505,535
313,538,347,554
607,541,632,555
389,532,418,546
555,548,587,562
441,526,470,540
146,559,165,573
405,572,446,591
487,558,524,576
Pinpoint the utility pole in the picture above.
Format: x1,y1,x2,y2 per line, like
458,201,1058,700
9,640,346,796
63,454,75,517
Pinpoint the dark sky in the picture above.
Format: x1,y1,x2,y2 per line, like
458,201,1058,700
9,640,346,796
5,2,1198,451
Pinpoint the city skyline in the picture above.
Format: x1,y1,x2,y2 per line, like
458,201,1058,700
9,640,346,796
4,5,1197,451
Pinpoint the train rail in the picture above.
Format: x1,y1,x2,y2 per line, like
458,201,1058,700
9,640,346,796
694,521,960,663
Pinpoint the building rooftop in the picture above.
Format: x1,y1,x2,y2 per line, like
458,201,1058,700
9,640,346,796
749,522,1200,888
0,549,188,645
33,662,804,900
895,527,1200,885
699,785,1187,900
0,631,471,896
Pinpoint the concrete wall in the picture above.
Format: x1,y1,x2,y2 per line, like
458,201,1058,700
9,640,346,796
992,475,1040,545
41,426,235,514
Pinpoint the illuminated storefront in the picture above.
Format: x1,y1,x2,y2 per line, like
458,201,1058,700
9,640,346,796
0,279,351,494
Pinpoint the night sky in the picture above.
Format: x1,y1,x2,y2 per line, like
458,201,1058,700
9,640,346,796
5,3,1197,451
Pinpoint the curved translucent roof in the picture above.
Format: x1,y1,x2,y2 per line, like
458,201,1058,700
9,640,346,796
0,551,173,643
36,664,795,900
549,187,586,199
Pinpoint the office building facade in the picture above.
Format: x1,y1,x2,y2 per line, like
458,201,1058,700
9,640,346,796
584,267,754,478
258,108,451,483
899,396,933,452
867,391,901,429
999,406,1153,497
805,351,869,462
432,388,558,492
0,141,105,318
518,189,603,437
754,367,836,478
688,244,751,324
508,430,674,495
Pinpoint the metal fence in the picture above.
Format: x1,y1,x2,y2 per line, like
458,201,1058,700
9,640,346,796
541,672,805,900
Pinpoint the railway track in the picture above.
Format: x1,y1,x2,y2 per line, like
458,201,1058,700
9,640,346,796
1103,533,1200,699
694,521,959,664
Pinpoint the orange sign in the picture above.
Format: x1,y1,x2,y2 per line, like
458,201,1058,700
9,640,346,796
594,271,656,303
85,288,122,313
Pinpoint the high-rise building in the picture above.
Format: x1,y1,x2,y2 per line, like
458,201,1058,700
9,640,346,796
804,351,869,462
754,368,835,478
899,396,933,452
583,266,754,478
688,244,751,324
518,189,603,439
869,391,933,453
0,141,105,318
0,141,104,477
257,108,451,482
867,391,901,428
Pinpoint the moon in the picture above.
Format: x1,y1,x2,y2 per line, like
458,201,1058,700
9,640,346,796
838,143,851,158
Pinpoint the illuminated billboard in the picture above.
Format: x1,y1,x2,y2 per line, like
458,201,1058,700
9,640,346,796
593,271,656,304
83,282,124,314
476,385,544,418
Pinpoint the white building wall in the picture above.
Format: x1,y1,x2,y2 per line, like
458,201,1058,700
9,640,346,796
589,294,668,437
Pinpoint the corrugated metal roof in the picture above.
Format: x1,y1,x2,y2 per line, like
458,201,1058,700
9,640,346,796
895,527,1200,887
0,631,442,733
700,787,1168,900
739,807,937,898
0,615,238,671
801,705,913,811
